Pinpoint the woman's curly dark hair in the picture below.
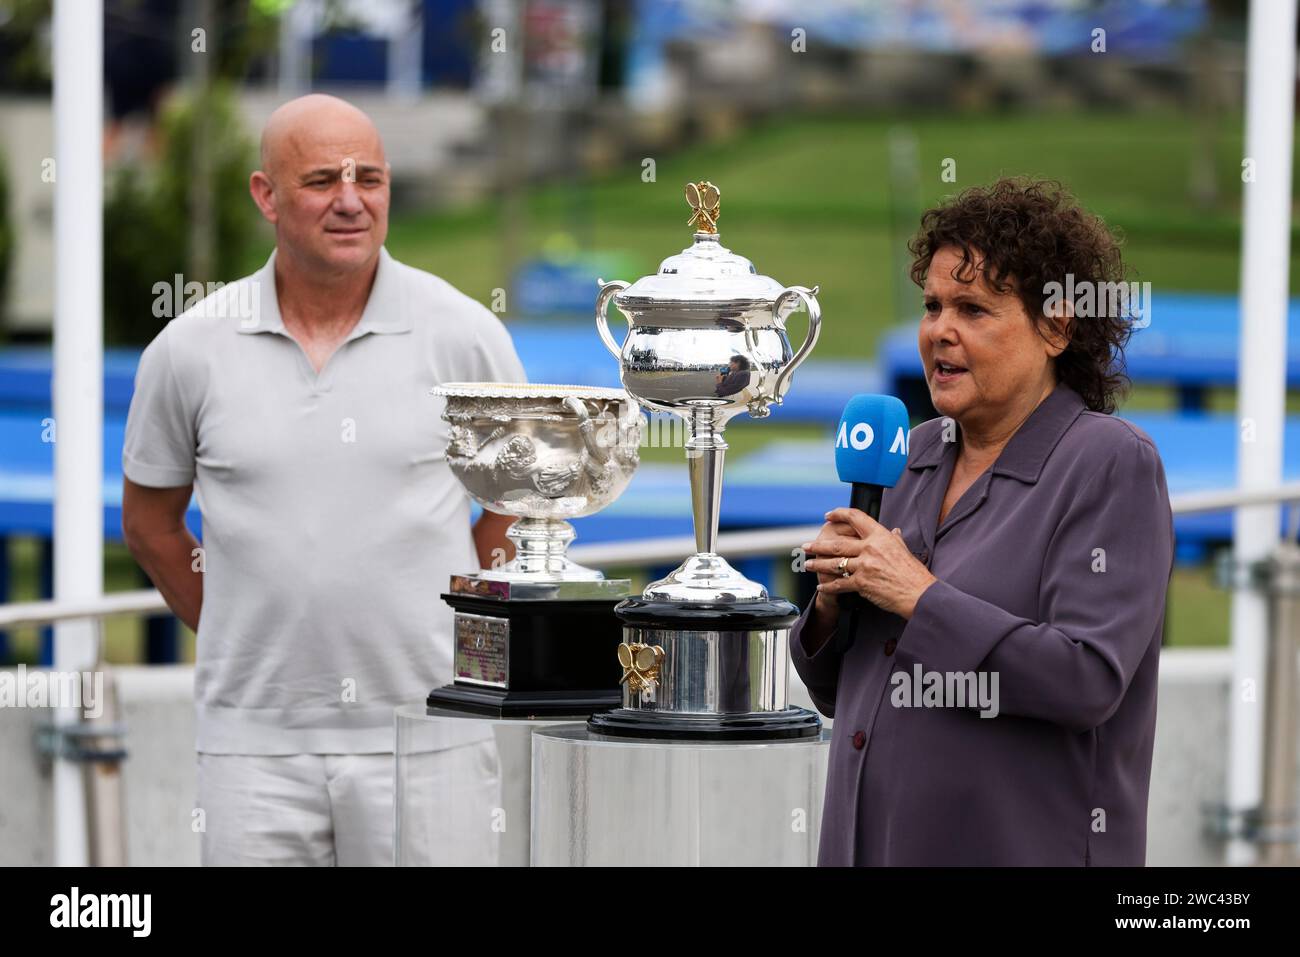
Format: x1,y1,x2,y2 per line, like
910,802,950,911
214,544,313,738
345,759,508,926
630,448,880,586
908,177,1132,414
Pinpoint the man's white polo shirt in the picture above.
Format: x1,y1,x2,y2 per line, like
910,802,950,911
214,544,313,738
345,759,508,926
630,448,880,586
123,248,526,754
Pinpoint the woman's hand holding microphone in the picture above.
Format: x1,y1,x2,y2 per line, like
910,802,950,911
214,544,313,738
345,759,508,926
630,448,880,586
801,507,938,633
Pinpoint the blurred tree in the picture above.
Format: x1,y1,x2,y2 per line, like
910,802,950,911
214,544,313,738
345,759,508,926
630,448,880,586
103,83,260,345
0,0,52,92
103,0,288,345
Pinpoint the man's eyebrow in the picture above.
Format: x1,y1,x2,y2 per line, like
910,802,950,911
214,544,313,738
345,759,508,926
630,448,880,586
297,164,387,180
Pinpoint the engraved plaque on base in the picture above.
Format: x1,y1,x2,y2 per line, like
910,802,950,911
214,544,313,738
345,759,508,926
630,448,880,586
453,613,510,689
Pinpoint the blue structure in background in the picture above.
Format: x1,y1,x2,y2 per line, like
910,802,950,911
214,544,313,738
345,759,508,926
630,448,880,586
420,0,478,87
623,0,1207,84
312,32,388,85
310,0,477,88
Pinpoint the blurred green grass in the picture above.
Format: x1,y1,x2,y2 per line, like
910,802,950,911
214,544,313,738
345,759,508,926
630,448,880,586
11,108,1271,664
384,109,1296,363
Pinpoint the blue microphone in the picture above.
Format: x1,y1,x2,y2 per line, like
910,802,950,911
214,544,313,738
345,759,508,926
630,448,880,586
834,394,910,521
830,394,910,650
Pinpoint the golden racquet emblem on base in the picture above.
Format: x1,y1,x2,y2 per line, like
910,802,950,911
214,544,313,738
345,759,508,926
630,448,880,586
617,642,665,696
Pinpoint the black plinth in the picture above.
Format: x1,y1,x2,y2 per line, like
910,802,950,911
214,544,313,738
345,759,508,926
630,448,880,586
587,707,822,740
586,596,822,741
426,593,623,720
427,685,621,718
613,597,800,629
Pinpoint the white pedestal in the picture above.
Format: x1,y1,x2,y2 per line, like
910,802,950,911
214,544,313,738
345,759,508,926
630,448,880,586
530,725,831,866
394,704,571,866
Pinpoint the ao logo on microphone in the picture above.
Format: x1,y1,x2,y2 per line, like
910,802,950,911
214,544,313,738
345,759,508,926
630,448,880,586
837,420,908,455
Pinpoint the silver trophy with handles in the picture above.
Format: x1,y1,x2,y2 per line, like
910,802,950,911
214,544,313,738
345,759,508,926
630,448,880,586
588,181,823,739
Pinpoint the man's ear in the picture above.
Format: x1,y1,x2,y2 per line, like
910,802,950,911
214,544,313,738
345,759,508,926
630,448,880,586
249,170,278,224
1042,299,1073,358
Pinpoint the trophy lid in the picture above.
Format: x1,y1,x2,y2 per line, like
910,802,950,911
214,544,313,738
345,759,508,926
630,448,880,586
615,182,788,307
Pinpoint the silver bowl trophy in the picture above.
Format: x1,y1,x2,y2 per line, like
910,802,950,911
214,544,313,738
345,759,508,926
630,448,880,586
427,382,642,717
588,181,823,740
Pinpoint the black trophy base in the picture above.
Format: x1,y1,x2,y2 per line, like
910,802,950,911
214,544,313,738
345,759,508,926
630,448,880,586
432,590,625,720
427,684,621,720
587,706,822,741
587,594,821,741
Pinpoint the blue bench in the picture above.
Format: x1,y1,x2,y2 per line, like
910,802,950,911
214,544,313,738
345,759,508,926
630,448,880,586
0,406,1285,576
0,328,880,426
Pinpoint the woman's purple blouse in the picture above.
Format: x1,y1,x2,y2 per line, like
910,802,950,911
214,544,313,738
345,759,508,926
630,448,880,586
791,384,1175,866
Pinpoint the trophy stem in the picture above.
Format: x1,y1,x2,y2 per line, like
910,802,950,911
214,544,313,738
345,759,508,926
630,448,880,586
481,516,604,581
644,404,765,600
685,407,727,556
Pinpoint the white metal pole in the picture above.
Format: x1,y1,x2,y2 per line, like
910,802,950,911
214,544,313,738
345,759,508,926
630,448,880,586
1228,0,1297,866
52,0,104,868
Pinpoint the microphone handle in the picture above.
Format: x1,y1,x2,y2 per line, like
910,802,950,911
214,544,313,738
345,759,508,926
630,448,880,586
849,482,883,521
833,483,885,652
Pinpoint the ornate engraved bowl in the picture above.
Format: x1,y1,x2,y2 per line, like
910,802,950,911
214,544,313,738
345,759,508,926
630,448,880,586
431,382,642,582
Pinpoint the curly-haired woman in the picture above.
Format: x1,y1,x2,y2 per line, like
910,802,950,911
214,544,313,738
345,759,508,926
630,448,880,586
795,178,1174,866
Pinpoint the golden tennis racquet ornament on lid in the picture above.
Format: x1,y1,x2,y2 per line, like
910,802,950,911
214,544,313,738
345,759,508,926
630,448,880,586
685,181,721,233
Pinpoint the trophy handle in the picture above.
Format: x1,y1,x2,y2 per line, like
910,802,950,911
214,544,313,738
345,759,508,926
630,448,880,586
772,284,822,401
563,394,609,467
595,279,631,361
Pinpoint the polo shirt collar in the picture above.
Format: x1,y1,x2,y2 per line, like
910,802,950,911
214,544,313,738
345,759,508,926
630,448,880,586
908,384,1086,484
238,246,411,336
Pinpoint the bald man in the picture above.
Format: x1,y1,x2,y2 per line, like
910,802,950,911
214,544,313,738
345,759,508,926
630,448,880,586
122,95,524,865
